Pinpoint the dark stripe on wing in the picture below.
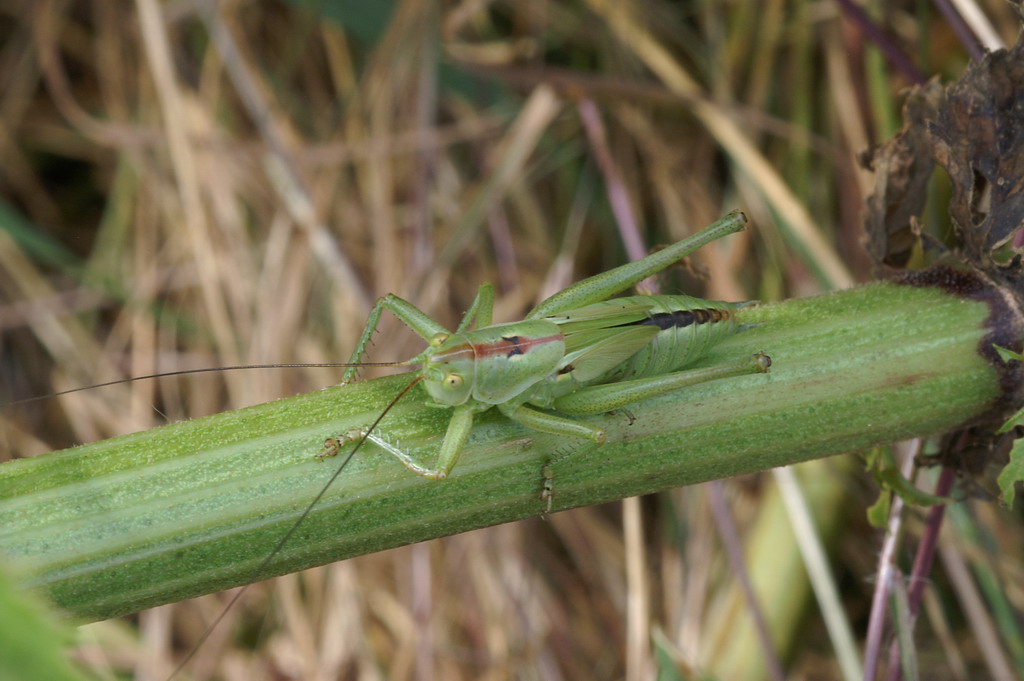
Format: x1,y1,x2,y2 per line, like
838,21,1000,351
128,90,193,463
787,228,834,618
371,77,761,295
616,308,731,330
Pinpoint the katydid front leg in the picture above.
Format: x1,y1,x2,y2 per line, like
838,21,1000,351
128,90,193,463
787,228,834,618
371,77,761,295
342,294,446,383
330,283,499,476
425,408,475,479
342,283,496,383
319,397,477,481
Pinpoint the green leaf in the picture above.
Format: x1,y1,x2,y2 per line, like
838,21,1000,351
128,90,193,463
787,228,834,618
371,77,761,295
997,404,1024,434
867,488,891,529
0,198,82,273
993,344,1024,364
866,446,951,509
0,562,93,681
997,439,1024,508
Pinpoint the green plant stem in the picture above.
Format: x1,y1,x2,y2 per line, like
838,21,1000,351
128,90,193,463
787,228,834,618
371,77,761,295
0,275,1019,621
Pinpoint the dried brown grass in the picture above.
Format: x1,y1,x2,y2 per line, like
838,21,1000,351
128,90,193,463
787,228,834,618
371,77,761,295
2,1,1022,680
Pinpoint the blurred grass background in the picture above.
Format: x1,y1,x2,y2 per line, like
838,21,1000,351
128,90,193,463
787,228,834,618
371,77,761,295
1,1,1022,680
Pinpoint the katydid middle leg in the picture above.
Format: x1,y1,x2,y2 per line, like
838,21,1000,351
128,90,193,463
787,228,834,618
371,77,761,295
498,402,606,443
342,294,446,382
455,283,495,333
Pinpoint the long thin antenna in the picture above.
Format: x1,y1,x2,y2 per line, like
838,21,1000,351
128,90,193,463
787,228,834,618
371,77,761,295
164,374,425,681
5,362,409,407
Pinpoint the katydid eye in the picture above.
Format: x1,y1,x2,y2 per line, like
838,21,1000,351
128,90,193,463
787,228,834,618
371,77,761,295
444,373,464,389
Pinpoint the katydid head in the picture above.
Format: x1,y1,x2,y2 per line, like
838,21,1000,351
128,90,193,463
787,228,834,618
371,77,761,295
421,332,476,406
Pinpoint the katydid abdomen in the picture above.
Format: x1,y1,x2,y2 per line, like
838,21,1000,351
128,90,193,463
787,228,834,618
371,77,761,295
589,295,741,383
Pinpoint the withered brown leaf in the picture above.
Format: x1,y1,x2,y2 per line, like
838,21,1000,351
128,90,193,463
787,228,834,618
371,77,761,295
864,35,1024,274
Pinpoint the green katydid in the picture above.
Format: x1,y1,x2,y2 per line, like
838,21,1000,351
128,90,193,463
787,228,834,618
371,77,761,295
320,210,770,493
14,211,765,488
9,211,766,506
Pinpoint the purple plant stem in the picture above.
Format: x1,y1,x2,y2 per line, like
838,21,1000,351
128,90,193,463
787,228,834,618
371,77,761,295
931,0,986,62
834,0,926,85
576,98,658,293
883,466,957,681
862,439,922,681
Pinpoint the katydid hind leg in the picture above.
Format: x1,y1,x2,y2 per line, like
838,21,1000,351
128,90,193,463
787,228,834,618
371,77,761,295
553,352,770,416
526,212,747,319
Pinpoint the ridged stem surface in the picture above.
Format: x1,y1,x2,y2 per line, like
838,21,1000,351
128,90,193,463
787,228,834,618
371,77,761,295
0,276,1017,620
